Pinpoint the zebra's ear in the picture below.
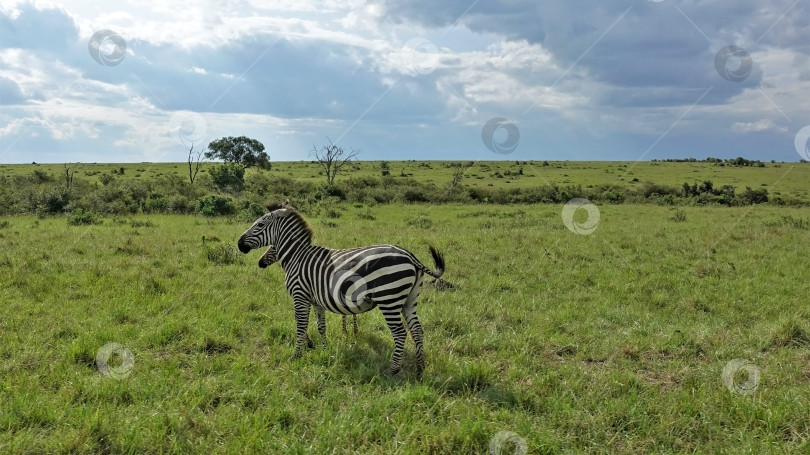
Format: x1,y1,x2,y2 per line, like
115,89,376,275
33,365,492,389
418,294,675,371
265,202,283,212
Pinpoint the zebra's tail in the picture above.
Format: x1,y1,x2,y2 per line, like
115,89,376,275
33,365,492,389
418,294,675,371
423,245,445,279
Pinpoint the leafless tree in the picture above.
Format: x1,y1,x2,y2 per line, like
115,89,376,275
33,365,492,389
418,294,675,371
63,163,75,189
187,144,205,184
312,139,359,186
451,168,464,187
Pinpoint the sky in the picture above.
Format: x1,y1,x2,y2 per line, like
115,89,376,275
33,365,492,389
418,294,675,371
0,0,808,163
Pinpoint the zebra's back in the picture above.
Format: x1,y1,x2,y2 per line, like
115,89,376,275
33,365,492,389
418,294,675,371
300,245,424,316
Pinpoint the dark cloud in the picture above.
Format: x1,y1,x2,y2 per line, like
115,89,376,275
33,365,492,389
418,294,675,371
121,37,446,122
377,0,809,106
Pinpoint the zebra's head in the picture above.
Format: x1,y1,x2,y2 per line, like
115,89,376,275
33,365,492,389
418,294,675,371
237,211,280,254
238,200,307,255
258,244,278,268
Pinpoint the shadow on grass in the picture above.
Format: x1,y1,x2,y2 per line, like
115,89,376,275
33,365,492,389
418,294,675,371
310,330,544,415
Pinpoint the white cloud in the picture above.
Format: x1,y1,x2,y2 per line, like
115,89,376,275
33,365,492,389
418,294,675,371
731,118,788,133
1,0,808,162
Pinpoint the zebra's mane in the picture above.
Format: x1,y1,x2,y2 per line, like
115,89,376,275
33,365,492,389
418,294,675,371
265,201,313,245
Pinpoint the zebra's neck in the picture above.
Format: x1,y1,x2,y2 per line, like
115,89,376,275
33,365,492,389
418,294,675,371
276,231,312,268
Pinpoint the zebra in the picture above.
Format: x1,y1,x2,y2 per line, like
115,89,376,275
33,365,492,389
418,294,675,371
238,203,445,375
258,243,359,335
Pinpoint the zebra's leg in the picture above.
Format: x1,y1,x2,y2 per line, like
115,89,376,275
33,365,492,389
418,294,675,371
341,315,348,334
403,300,425,374
313,305,327,348
380,304,407,376
292,299,311,359
304,306,314,349
341,315,358,335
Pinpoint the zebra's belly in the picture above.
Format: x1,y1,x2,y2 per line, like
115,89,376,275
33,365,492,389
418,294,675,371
308,251,419,315
316,286,376,315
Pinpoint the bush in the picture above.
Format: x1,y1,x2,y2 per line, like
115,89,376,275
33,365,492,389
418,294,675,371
640,182,680,198
320,185,346,200
403,189,429,203
739,187,768,205
209,163,245,192
67,208,102,226
36,186,72,215
197,194,237,217
356,207,376,220
204,242,242,265
145,197,170,214
98,173,116,186
239,198,266,222
29,170,54,184
406,215,433,229
670,209,687,222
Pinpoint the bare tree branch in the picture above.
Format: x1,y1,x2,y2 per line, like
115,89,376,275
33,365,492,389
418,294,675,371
312,139,359,186
63,163,75,189
187,144,205,184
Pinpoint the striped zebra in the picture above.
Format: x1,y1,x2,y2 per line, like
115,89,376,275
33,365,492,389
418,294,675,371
258,244,358,335
238,204,445,375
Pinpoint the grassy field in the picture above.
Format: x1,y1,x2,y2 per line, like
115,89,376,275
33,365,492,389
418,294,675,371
2,160,808,203
1,200,809,453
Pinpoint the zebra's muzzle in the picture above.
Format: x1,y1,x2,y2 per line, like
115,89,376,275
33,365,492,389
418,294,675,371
237,237,252,254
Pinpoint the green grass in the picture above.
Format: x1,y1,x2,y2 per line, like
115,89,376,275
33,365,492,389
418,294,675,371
2,160,808,203
1,203,809,453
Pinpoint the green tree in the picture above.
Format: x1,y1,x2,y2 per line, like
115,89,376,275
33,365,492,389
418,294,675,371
205,136,270,170
209,163,245,192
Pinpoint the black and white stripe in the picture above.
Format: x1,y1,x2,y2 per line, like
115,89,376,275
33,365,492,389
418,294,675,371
258,243,358,335
239,205,444,375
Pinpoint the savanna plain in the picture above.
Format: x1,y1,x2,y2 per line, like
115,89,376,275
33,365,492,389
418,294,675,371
1,160,809,454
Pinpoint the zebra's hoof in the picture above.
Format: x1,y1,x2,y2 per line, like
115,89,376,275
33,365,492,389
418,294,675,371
383,367,401,377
